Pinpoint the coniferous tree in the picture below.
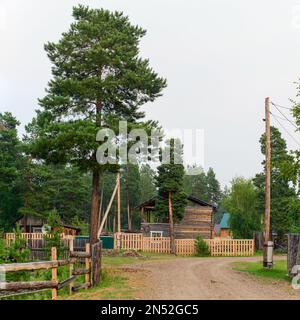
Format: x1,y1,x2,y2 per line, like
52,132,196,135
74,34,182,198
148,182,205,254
155,139,187,222
139,164,156,203
206,167,222,204
253,126,300,239
25,6,166,244
0,113,23,229
155,139,187,254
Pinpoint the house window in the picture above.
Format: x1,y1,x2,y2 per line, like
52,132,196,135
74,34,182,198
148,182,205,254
150,231,163,238
32,227,42,233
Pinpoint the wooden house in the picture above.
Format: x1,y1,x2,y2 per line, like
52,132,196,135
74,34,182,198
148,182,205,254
15,215,81,236
137,195,216,239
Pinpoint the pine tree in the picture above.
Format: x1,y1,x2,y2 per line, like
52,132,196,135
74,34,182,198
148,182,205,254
139,164,156,202
206,167,222,204
253,126,300,239
155,139,187,254
25,5,166,244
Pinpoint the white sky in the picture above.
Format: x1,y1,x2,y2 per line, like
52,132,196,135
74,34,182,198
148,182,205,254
1,0,300,186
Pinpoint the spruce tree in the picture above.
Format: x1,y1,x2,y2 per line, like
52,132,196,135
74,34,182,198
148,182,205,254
25,6,166,244
0,112,23,229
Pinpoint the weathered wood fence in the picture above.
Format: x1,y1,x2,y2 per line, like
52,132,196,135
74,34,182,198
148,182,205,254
0,241,102,300
4,233,89,261
115,233,254,256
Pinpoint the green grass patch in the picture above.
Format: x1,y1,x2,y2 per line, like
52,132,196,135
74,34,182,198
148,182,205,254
232,259,290,282
102,252,177,267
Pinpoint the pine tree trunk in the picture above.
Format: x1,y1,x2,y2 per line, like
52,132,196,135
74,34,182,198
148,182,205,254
168,192,176,255
90,170,100,245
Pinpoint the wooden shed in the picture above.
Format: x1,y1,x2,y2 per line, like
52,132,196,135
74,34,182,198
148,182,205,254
138,195,216,239
15,215,81,236
219,212,231,238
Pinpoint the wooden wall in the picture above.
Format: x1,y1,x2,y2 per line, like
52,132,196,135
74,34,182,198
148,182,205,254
141,204,213,239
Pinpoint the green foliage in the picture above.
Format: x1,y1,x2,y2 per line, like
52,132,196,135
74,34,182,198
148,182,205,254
195,234,210,257
0,112,23,230
222,177,261,239
139,164,156,203
253,126,300,239
155,139,187,222
18,163,92,223
184,165,223,205
43,210,67,259
71,215,89,235
0,226,30,264
25,5,166,172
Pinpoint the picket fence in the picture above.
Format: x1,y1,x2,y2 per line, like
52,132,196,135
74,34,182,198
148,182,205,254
114,233,254,257
4,233,74,245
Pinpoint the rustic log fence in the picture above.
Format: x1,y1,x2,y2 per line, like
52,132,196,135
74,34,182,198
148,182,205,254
115,233,254,256
0,241,102,300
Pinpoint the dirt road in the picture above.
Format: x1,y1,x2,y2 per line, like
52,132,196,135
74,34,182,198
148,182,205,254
132,256,300,300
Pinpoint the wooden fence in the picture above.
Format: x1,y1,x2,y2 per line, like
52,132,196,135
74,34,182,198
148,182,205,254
4,233,74,245
0,242,102,300
115,233,254,256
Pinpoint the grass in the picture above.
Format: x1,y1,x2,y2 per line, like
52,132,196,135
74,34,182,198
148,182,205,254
0,251,176,300
67,251,177,300
102,251,177,267
232,259,290,282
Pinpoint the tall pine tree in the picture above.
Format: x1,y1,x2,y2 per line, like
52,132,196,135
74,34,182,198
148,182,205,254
25,6,166,244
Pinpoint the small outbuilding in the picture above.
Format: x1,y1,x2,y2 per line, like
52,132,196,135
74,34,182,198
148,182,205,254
219,212,231,238
15,215,81,236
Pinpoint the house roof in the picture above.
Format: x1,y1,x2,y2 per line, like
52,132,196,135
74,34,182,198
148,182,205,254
220,213,230,229
136,195,216,210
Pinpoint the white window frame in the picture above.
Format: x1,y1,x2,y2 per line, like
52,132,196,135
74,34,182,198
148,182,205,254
32,227,42,233
150,231,163,238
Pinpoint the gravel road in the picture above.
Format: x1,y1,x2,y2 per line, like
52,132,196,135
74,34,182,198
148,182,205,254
133,256,300,300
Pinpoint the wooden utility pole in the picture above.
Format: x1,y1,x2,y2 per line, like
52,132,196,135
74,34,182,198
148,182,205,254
117,172,121,250
168,192,176,255
263,97,273,268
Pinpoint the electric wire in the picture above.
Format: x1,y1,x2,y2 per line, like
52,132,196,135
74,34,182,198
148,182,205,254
270,112,300,147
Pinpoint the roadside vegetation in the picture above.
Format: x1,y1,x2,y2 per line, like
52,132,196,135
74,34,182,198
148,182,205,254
232,259,289,282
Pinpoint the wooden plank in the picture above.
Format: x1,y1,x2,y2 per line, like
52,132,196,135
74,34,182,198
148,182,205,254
70,251,91,258
85,243,90,289
58,276,76,290
51,247,57,301
72,269,90,275
0,280,58,292
0,259,72,272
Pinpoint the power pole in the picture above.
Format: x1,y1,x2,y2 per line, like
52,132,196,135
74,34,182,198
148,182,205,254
263,97,273,268
168,192,176,255
117,172,121,250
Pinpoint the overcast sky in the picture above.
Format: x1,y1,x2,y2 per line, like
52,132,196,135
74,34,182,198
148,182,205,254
1,0,300,186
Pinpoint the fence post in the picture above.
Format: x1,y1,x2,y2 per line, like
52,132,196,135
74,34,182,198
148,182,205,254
51,247,57,301
69,239,74,295
85,243,90,289
91,241,102,287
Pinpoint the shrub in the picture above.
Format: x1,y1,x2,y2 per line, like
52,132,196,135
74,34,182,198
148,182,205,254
43,209,67,259
195,234,210,257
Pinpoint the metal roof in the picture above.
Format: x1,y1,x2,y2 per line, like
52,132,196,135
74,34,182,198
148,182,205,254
220,212,230,229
